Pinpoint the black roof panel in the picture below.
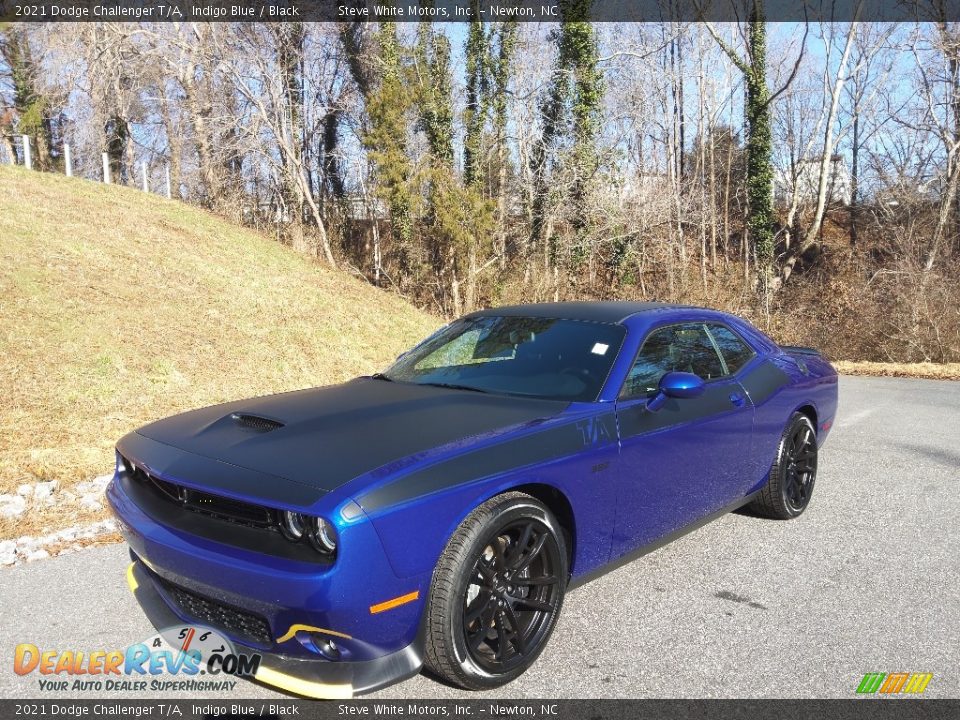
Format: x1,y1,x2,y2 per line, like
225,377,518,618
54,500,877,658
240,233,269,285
468,301,687,324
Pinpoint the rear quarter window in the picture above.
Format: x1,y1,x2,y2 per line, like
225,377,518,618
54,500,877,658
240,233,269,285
707,324,756,374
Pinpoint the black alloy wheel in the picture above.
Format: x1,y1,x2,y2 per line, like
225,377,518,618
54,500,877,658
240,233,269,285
783,420,818,512
750,412,819,519
424,492,568,690
461,517,563,674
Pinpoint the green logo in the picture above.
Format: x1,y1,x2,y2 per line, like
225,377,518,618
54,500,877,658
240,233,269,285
856,672,932,695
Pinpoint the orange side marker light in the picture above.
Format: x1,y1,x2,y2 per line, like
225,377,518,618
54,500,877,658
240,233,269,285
369,590,420,614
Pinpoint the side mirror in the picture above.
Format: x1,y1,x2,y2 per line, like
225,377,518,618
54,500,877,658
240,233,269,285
646,371,705,412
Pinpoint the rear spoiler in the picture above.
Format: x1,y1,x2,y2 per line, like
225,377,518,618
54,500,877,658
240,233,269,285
779,345,823,358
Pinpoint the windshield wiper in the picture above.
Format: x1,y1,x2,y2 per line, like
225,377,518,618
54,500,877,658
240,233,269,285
420,382,490,394
371,373,393,382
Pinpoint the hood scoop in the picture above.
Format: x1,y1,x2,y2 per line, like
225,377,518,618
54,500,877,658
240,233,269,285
137,378,570,491
230,413,284,433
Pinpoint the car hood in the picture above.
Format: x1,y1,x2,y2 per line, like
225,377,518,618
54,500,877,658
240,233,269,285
135,377,569,493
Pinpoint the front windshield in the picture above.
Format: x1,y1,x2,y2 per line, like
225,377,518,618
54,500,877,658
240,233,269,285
383,316,626,402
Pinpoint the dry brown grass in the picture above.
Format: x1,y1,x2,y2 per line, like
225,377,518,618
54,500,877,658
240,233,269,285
834,361,960,381
42,531,125,557
0,165,440,540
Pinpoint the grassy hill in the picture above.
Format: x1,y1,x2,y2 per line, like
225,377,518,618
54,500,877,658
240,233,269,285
0,165,440,540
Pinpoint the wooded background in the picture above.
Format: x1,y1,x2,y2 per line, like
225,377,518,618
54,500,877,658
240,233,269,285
3,15,960,363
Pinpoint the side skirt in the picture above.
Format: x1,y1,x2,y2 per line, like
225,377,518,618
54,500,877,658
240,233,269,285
567,491,761,591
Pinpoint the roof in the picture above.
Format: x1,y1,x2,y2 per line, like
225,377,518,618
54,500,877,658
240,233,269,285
468,301,687,324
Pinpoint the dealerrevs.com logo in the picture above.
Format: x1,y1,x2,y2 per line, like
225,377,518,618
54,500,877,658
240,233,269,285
856,673,934,695
13,625,261,693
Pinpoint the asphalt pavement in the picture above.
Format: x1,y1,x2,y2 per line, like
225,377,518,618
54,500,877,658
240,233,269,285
1,375,957,699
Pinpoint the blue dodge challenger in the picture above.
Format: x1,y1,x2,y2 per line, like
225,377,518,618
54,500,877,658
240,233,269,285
108,302,838,697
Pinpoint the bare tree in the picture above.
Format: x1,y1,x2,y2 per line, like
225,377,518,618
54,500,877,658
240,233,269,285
1,25,61,171
774,17,860,291
217,25,336,265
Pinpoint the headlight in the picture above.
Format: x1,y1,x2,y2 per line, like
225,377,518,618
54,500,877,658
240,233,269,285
307,517,337,555
116,453,132,476
280,511,306,541
279,511,336,555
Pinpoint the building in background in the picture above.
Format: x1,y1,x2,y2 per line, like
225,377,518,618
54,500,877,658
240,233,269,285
775,155,852,207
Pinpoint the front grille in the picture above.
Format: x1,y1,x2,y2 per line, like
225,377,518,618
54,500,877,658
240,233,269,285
183,488,274,527
156,575,273,646
120,457,332,564
148,475,186,503
134,467,275,529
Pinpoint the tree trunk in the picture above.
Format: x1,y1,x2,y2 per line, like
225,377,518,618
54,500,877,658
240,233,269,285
744,17,774,289
160,92,183,199
294,158,336,267
2,26,54,171
322,110,345,198
493,21,516,271
496,139,508,269
850,104,859,247
926,155,960,271
1,133,14,165
186,89,222,208
793,21,858,265
465,245,478,313
124,128,137,186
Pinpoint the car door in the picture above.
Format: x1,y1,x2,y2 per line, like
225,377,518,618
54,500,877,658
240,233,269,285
611,322,755,559
704,321,764,492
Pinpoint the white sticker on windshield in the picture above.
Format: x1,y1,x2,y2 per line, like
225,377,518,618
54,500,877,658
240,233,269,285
591,342,609,356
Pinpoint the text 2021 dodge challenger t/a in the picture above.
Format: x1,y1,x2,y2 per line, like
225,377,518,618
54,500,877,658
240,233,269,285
107,302,838,697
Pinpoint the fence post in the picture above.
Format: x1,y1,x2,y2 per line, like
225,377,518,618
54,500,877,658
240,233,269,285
102,152,110,184
165,164,172,199
141,161,149,192
22,135,31,170
64,144,73,177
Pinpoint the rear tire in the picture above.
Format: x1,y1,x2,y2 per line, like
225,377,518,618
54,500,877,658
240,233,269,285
750,412,818,519
423,492,567,690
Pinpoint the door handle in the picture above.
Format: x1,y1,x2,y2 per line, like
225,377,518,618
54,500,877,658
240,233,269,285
729,392,746,407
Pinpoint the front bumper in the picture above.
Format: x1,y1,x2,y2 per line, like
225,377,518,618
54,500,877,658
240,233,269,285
126,558,424,698
107,468,429,697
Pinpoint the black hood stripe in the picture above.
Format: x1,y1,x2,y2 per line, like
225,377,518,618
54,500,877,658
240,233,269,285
358,412,619,512
135,378,569,492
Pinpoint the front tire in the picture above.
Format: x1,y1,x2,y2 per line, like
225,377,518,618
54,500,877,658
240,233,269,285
423,492,568,690
750,412,818,519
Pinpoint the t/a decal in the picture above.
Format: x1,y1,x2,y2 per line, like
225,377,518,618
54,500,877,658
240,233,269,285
577,416,615,447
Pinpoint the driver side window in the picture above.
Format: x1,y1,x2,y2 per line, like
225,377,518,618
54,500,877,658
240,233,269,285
621,323,725,399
